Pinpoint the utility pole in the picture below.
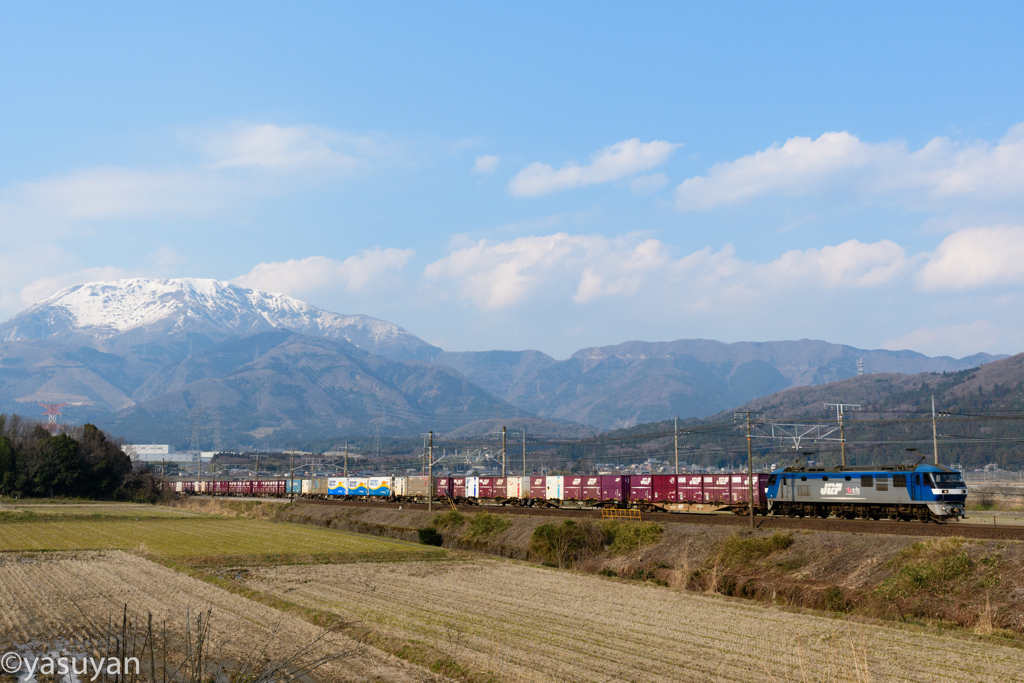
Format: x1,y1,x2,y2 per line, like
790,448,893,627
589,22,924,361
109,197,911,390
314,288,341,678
522,429,526,476
428,431,434,512
735,411,763,530
253,450,259,481
824,403,861,468
344,442,349,477
289,449,295,502
674,417,679,476
931,395,939,466
502,426,507,477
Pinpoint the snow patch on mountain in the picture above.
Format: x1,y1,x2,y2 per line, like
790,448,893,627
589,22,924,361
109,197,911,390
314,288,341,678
0,278,438,359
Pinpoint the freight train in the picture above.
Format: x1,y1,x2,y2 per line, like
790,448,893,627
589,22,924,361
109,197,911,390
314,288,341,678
168,462,967,522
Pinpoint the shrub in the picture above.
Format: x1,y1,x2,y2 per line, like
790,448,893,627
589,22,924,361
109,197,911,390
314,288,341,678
417,528,443,546
821,585,850,612
430,510,465,530
970,490,997,511
463,511,511,539
715,532,794,568
529,520,604,569
600,521,663,554
874,538,978,602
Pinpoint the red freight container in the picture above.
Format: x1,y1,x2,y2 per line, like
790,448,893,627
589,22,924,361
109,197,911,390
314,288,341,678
601,475,627,502
253,480,285,497
679,475,703,502
582,476,602,500
731,475,755,503
493,477,506,497
478,477,495,498
707,475,731,503
651,475,677,502
451,477,466,497
435,477,450,497
209,480,229,495
629,475,653,502
730,475,748,503
529,476,547,499
563,476,584,500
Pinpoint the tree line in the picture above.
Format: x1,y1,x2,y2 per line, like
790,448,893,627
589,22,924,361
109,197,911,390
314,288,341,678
0,414,160,501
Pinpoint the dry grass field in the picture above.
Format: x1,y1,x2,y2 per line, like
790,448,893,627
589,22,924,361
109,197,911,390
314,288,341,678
0,501,205,519
0,516,435,556
244,557,1024,683
0,550,446,682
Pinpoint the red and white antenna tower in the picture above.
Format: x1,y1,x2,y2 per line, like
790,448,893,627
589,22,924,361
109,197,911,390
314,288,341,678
38,402,68,434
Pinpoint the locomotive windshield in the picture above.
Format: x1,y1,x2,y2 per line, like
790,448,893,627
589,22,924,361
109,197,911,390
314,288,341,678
928,473,966,487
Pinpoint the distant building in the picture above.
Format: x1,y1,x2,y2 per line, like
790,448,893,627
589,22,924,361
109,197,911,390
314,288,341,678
127,445,213,464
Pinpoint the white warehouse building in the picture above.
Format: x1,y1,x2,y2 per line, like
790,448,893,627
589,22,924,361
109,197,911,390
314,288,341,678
128,445,213,464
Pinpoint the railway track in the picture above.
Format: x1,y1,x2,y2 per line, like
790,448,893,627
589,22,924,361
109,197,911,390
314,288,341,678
299,498,1024,540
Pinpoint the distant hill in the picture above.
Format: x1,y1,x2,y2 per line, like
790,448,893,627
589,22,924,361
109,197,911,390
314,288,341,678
111,330,531,446
591,353,1024,471
435,340,1005,430
0,277,1009,447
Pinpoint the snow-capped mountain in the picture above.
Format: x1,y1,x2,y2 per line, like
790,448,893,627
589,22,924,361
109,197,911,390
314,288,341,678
0,278,439,361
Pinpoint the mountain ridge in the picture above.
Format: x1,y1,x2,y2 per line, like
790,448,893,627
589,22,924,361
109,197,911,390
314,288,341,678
0,278,1010,443
0,278,440,362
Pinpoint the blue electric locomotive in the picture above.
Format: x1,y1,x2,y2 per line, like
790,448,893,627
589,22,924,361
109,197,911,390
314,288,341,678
765,463,966,522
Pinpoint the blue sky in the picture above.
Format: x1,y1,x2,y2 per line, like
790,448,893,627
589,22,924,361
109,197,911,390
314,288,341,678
2,2,1024,358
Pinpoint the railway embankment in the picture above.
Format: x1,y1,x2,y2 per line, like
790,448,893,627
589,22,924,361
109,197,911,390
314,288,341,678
167,497,1024,639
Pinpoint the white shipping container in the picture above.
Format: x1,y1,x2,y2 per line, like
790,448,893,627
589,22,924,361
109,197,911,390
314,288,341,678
347,478,369,495
546,476,564,500
466,476,480,498
506,476,530,498
393,477,408,496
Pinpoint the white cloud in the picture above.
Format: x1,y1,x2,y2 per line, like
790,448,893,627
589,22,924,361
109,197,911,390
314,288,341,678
423,233,905,311
883,320,1000,358
574,239,669,303
1,167,230,221
472,155,501,174
202,123,368,171
508,139,681,197
918,225,1024,290
629,173,669,195
423,233,601,309
0,122,394,225
757,239,909,288
232,248,415,297
676,131,895,210
675,122,1024,211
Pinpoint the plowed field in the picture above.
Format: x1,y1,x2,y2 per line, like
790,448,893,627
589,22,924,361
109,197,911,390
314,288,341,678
245,558,1024,683
0,551,446,682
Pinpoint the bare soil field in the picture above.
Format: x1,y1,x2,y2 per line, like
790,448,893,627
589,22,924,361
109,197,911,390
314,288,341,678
243,557,1024,683
0,550,447,682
